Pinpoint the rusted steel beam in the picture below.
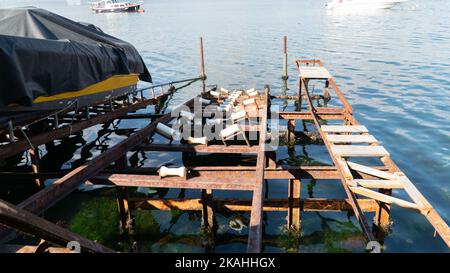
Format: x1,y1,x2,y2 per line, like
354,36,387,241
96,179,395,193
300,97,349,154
0,199,113,253
129,198,378,212
0,165,393,182
136,144,259,154
90,174,256,191
278,111,344,120
247,87,269,253
201,189,214,230
328,78,353,114
288,179,301,230
0,94,170,160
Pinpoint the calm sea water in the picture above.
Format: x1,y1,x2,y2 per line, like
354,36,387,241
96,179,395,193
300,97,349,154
1,0,449,252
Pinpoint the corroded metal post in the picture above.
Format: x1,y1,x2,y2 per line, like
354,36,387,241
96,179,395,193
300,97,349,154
28,148,42,188
200,37,206,93
288,119,296,145
115,156,134,234
282,36,288,80
201,189,214,231
288,179,301,230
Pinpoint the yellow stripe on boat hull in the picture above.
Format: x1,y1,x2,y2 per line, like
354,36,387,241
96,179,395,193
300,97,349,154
33,74,140,103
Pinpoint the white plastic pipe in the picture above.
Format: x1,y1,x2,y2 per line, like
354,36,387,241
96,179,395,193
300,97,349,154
156,123,179,139
220,124,242,139
210,90,221,98
247,90,259,97
206,118,222,126
245,88,256,94
180,110,195,121
242,98,256,106
187,136,208,145
198,98,211,105
159,166,187,178
231,110,246,123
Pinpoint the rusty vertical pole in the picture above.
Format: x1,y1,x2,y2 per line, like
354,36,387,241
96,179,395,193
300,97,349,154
282,36,288,80
115,156,134,234
29,148,42,188
288,179,301,230
374,189,392,230
324,80,330,98
201,189,214,231
7,120,14,143
200,37,206,93
288,119,296,145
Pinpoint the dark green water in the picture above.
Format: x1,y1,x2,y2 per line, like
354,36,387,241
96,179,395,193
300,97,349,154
1,0,449,252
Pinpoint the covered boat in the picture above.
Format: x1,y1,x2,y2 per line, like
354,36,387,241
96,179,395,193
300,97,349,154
0,7,151,112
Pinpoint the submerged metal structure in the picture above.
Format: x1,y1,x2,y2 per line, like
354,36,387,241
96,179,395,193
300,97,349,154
0,38,449,253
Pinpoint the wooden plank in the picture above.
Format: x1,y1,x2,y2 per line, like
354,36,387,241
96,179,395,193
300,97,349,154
331,145,389,157
0,199,113,253
354,179,404,189
326,134,377,144
91,174,256,191
396,174,432,210
424,209,450,248
321,125,368,133
299,66,331,79
349,187,420,211
347,161,397,180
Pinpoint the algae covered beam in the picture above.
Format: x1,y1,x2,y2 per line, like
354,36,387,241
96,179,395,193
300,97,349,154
129,198,379,212
0,199,113,253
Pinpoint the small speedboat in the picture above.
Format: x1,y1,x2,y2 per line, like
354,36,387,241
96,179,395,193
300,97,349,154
91,0,143,13
326,0,407,10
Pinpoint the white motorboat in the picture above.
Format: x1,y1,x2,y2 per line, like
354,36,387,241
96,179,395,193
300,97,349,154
91,0,144,13
326,0,407,10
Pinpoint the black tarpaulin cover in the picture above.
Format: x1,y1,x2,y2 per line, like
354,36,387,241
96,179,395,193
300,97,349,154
0,7,151,107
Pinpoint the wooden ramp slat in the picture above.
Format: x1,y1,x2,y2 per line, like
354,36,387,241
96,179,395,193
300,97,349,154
347,161,397,180
321,125,368,133
331,145,389,157
299,66,331,79
349,187,420,211
326,134,377,143
396,174,432,210
353,179,404,189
